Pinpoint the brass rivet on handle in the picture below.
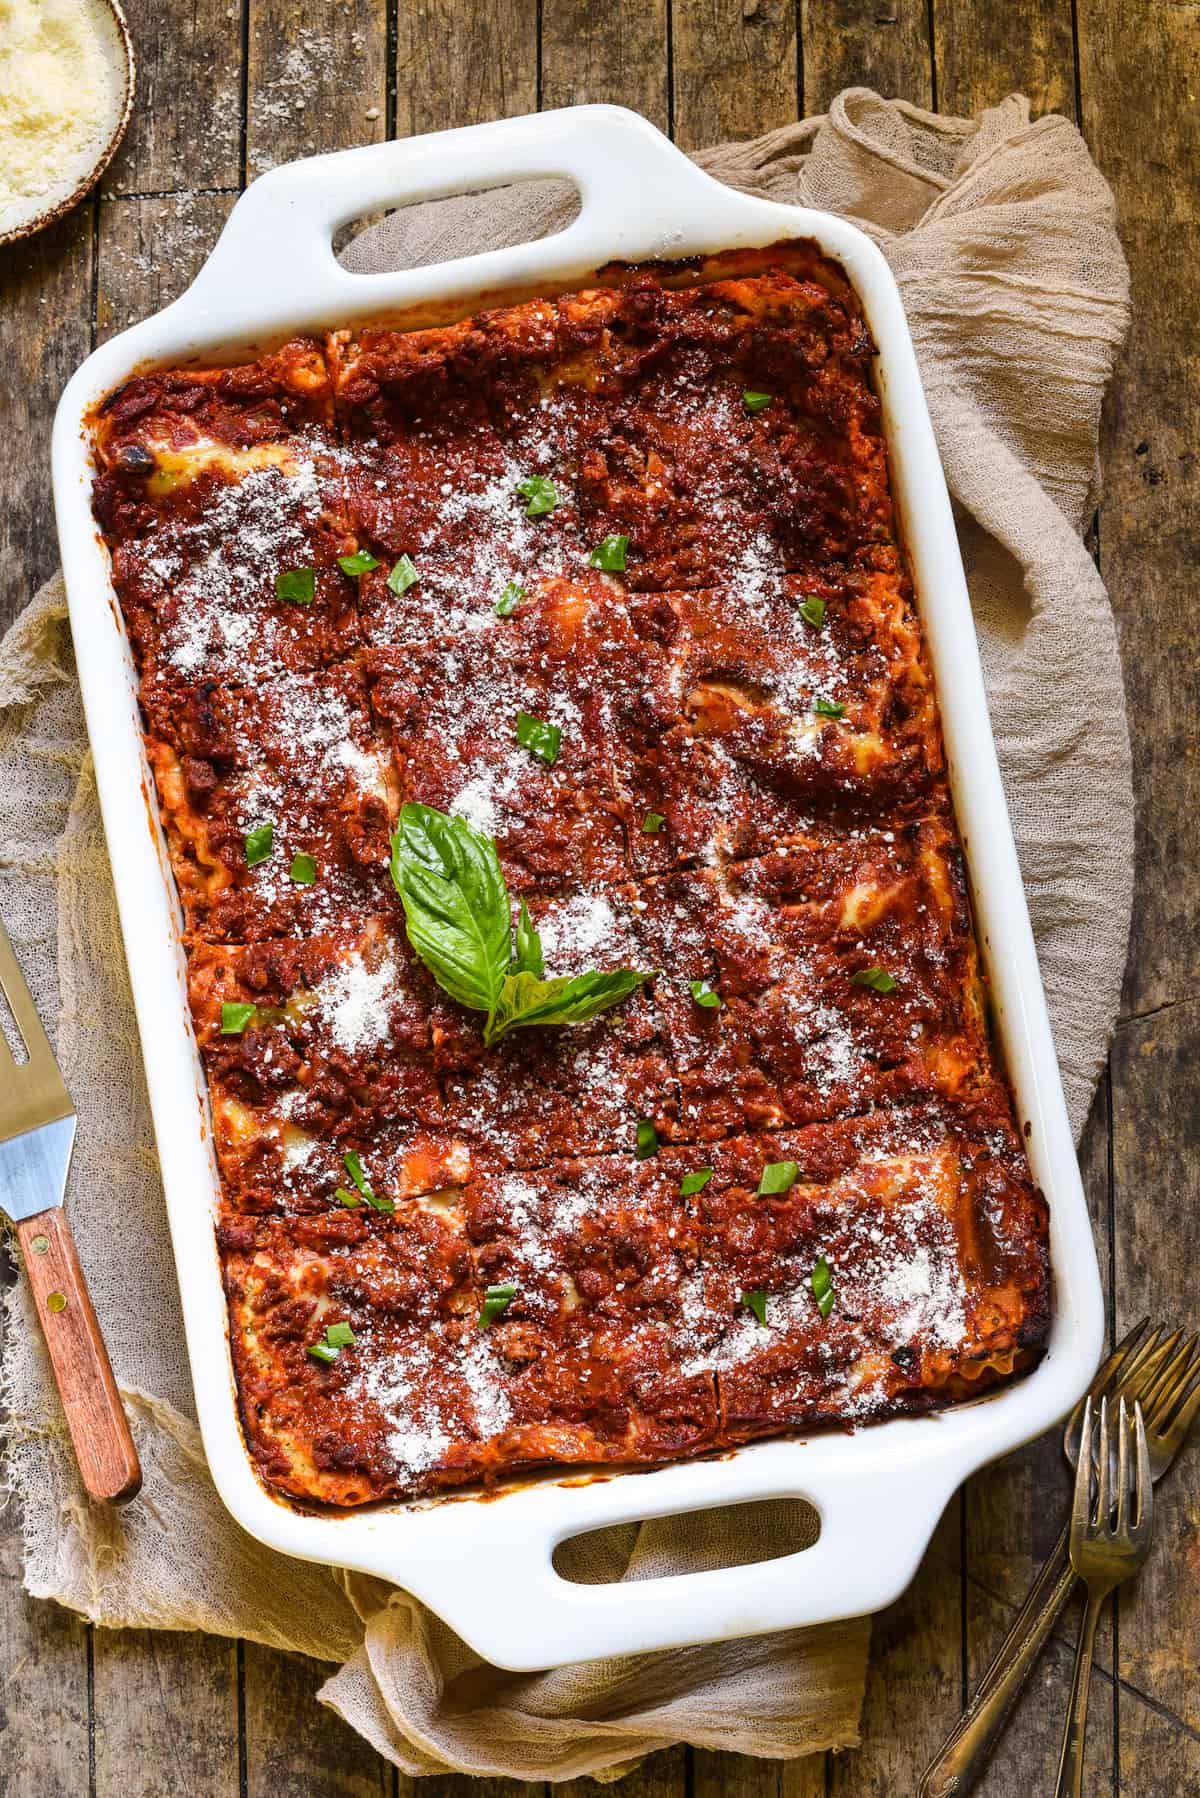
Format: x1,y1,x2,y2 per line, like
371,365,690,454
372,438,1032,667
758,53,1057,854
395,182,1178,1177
30,1234,49,1254
47,1291,68,1313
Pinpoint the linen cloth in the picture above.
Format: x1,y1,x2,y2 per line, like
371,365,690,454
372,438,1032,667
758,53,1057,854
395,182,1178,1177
0,89,1132,1780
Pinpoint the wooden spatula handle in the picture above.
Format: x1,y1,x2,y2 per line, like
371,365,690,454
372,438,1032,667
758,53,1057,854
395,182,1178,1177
17,1207,142,1503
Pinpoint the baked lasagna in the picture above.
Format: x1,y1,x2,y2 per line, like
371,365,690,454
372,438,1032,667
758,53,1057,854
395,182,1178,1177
90,246,1050,1507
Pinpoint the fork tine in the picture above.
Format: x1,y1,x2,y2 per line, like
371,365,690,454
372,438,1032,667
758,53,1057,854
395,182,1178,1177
1094,1395,1111,1526
1149,1342,1200,1444
1073,1395,1096,1534
1115,1398,1130,1534
1133,1402,1153,1537
1139,1331,1199,1423
1065,1318,1159,1446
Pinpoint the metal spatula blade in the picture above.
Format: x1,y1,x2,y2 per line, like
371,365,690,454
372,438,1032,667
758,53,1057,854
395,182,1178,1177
0,916,141,1502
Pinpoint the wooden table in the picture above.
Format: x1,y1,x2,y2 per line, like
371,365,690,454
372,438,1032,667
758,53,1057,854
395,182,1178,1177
1,3,1195,1792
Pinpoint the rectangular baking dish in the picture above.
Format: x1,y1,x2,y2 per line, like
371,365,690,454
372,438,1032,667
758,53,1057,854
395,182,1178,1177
52,104,1104,1673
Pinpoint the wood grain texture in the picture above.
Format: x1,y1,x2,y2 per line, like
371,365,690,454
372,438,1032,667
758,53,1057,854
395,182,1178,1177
1111,1002,1200,1780
16,1208,141,1504
92,1630,241,1798
1077,0,1200,1024
540,0,670,133
394,0,538,138
247,0,389,176
96,193,237,343
932,0,1076,118
243,1642,395,1798
105,0,244,193
671,0,798,153
801,0,932,114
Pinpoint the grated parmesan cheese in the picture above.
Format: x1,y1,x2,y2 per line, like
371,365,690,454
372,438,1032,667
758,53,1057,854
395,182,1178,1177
0,0,128,236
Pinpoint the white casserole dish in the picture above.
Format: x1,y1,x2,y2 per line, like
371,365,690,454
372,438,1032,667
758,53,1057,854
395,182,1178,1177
52,104,1104,1673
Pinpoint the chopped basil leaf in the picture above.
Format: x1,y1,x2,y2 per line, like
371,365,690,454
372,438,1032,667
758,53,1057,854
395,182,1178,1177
343,1149,394,1212
589,533,629,573
387,554,419,596
495,581,525,617
757,1159,799,1196
220,1001,256,1036
516,475,558,517
680,1167,713,1196
244,821,273,866
338,550,380,576
307,1341,339,1364
811,1253,834,1317
388,802,654,1047
850,965,898,993
798,595,826,629
334,1186,361,1209
276,566,316,604
813,698,845,718
516,711,562,765
636,1118,658,1160
479,1281,518,1328
325,1321,356,1349
641,811,666,834
743,390,773,412
741,1289,768,1326
689,978,721,1009
289,852,317,885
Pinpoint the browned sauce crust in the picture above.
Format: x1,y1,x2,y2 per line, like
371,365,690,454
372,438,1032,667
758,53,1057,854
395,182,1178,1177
90,259,1050,1506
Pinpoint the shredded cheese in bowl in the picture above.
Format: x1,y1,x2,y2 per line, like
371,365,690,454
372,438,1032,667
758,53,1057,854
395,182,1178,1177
0,0,132,240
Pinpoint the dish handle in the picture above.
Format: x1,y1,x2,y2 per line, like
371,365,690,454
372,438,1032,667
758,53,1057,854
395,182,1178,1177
184,106,729,321
396,1451,958,1672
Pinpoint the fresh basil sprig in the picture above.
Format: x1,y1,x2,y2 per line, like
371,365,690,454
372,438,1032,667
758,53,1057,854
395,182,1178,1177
389,803,655,1048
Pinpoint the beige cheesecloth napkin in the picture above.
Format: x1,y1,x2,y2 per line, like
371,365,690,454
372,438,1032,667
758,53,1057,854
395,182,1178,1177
0,90,1132,1780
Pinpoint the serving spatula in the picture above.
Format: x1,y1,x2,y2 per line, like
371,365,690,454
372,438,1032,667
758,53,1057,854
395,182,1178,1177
0,916,141,1502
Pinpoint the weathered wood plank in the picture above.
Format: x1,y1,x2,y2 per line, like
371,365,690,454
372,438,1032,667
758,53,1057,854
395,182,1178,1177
697,1747,825,1795
800,0,932,115
95,192,236,342
0,209,94,636
105,0,244,194
394,0,538,139
243,1642,395,1797
671,0,798,153
92,1629,240,1798
1076,0,1200,1024
829,1502,962,1793
246,0,389,177
932,0,1077,119
1110,1001,1200,1774
540,0,670,136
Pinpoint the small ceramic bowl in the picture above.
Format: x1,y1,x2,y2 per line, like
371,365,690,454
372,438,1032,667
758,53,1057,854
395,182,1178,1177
0,0,136,248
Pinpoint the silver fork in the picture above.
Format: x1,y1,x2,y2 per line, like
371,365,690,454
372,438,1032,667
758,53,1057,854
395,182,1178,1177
1054,1396,1153,1797
920,1321,1200,1796
0,916,141,1502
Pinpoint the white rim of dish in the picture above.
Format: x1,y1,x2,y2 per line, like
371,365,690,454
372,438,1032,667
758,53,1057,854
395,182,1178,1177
0,0,136,249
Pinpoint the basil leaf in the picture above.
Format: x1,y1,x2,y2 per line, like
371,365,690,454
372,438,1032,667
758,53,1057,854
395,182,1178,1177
798,595,825,629
387,554,419,596
636,1118,658,1160
680,1167,713,1196
244,822,273,866
220,1001,256,1036
334,1186,361,1209
689,978,721,1009
479,1281,518,1327
307,1341,339,1364
511,897,545,978
811,1253,834,1317
338,550,380,576
289,851,317,885
589,533,629,572
757,1159,799,1196
485,967,653,1047
850,966,897,993
516,475,557,517
325,1320,356,1348
516,712,561,765
495,581,525,617
389,803,512,1020
814,697,844,718
743,390,773,412
276,567,315,604
741,1289,768,1325
641,811,666,834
